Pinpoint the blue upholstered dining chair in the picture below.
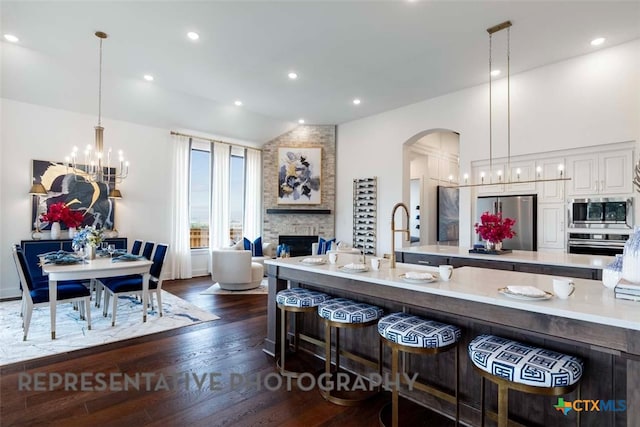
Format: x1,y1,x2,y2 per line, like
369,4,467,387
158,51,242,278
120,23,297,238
11,244,47,317
99,243,169,326
131,239,143,256
141,241,155,260
11,245,91,340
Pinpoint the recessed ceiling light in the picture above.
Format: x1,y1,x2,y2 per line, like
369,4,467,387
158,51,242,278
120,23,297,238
490,69,501,77
143,75,154,81
187,31,200,41
4,34,19,43
234,100,243,106
352,98,361,105
590,37,605,46
298,119,305,124
288,72,298,80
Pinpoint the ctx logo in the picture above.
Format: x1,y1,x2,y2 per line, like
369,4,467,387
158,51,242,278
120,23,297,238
553,398,627,415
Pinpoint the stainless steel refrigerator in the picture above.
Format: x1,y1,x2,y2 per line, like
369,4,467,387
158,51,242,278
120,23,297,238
476,195,537,251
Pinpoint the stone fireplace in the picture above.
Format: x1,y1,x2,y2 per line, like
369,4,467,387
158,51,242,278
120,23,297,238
261,125,336,246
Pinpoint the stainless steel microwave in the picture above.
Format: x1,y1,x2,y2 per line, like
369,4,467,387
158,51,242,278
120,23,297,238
568,197,633,229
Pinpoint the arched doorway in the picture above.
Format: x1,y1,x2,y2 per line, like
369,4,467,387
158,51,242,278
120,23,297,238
402,129,460,246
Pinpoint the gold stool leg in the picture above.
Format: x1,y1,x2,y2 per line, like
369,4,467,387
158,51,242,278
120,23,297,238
280,306,287,376
324,319,332,400
392,345,399,427
480,376,485,427
455,344,459,426
498,383,508,427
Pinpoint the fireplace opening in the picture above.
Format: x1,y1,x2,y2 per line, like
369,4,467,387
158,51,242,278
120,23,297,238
278,235,318,257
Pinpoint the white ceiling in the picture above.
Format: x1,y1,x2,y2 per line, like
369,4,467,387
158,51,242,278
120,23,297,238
2,1,639,143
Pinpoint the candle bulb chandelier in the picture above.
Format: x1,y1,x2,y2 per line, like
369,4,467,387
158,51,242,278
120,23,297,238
452,20,570,188
66,31,129,189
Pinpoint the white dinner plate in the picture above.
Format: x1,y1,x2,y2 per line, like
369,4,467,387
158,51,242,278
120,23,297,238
498,287,553,301
300,259,327,266
339,266,368,273
400,273,436,284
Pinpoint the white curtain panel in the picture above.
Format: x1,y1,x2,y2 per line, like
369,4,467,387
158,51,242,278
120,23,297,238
243,148,262,239
210,142,230,249
169,135,193,279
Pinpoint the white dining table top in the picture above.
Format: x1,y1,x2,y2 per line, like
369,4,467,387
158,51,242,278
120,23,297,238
42,257,152,280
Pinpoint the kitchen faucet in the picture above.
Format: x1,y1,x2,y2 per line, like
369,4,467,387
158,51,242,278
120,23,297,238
389,202,410,268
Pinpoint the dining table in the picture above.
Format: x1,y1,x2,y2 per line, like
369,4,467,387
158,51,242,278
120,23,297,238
41,257,153,339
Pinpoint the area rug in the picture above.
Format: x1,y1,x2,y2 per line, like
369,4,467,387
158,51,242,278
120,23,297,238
201,278,268,295
0,291,219,366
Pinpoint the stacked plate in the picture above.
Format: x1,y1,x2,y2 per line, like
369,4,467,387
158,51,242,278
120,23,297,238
499,285,553,301
401,271,436,283
300,257,326,265
340,263,368,273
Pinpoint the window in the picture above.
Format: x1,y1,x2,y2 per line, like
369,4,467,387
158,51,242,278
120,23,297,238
190,148,210,248
189,144,248,249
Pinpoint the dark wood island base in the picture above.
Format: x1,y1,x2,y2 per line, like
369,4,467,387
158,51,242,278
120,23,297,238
265,259,639,427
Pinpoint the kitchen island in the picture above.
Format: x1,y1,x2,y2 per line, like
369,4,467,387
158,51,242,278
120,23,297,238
396,245,615,279
264,257,639,426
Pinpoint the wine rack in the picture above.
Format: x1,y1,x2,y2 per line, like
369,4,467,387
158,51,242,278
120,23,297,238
353,177,377,255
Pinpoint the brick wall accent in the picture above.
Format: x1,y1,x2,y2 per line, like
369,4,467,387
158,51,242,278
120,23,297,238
262,125,336,245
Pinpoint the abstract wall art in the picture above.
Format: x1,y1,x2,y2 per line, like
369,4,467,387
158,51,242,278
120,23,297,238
437,185,459,242
277,147,322,204
31,160,115,230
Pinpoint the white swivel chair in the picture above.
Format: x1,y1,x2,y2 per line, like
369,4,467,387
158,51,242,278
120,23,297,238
211,250,263,291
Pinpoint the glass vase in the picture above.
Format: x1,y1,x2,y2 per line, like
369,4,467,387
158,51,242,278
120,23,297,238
622,226,640,284
485,241,502,251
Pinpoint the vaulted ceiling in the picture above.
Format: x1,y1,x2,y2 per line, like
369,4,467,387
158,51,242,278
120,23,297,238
2,1,639,142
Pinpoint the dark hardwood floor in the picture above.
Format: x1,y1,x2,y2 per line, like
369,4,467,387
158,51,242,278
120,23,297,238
0,277,397,427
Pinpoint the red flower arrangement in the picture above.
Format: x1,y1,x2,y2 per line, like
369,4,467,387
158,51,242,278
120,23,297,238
474,211,516,243
40,202,84,228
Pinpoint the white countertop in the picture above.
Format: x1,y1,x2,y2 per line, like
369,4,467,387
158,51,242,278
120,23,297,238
397,245,614,269
266,257,640,331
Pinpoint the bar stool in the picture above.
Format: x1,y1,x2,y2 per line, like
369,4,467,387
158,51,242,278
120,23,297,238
377,312,462,427
317,297,385,406
276,288,331,377
468,334,583,427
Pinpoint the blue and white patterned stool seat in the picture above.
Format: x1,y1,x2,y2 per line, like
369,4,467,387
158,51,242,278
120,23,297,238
468,334,583,388
377,312,461,349
276,288,331,308
318,298,384,324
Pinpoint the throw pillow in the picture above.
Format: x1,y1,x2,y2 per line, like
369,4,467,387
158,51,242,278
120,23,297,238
316,237,336,255
243,237,264,257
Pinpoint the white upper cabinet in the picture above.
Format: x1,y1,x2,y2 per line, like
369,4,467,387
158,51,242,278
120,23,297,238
506,160,536,193
536,157,566,203
475,162,506,195
566,149,633,196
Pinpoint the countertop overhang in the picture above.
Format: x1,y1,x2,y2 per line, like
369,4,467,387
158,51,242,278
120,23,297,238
396,244,614,269
265,257,640,331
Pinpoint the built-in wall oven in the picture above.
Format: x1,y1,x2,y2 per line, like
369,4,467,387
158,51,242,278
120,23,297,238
568,197,633,229
567,198,633,255
567,232,629,256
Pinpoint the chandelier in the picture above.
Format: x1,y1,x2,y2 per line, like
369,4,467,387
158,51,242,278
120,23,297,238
453,21,570,188
65,31,128,196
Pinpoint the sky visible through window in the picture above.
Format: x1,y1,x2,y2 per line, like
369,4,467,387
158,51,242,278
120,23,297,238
190,150,244,229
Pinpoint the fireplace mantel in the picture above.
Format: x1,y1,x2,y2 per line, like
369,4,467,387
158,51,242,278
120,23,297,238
266,209,331,215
